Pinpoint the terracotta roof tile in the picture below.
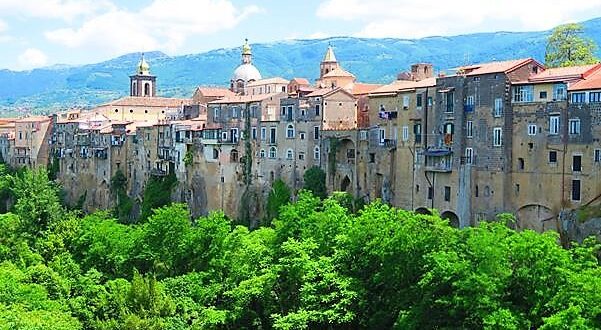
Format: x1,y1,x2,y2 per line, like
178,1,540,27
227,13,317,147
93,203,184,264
323,67,355,78
370,77,437,95
351,83,383,96
103,96,192,107
569,70,601,91
195,87,236,97
456,58,537,76
527,64,601,85
246,77,289,87
291,77,310,85
208,92,286,104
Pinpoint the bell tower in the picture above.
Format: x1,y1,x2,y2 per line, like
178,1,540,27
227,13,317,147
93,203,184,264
130,53,157,97
320,45,339,79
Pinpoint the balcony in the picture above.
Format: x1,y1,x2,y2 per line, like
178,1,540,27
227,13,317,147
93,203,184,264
423,148,453,172
150,168,168,176
379,139,397,148
378,111,398,120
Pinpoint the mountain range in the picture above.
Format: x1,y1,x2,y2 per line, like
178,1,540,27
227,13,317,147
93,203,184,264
2,18,601,114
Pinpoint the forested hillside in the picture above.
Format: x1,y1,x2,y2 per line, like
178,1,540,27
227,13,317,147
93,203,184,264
0,165,599,329
2,17,601,113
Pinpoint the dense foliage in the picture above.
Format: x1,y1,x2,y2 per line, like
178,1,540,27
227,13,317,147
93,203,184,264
0,166,600,329
545,23,598,68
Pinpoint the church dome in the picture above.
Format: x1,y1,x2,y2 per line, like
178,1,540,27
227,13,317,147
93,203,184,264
232,63,262,82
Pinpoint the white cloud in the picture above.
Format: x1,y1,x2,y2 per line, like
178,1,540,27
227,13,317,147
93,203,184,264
18,48,48,69
44,0,261,56
317,0,601,38
0,0,114,20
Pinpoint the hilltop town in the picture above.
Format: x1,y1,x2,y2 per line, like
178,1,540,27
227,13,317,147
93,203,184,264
1,38,601,232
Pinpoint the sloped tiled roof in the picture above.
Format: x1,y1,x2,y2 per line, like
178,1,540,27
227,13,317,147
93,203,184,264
290,77,310,85
195,87,235,97
208,92,285,104
529,64,601,82
246,77,289,87
323,67,355,78
102,96,192,107
569,69,601,91
456,58,538,76
306,88,336,97
370,77,437,95
351,83,383,96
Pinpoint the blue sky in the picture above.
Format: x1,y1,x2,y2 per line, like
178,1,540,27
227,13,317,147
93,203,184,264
1,0,600,71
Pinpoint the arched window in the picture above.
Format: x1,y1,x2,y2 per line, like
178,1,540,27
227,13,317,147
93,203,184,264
132,82,137,95
286,148,294,160
144,82,150,96
230,149,239,162
269,146,277,159
286,124,295,138
259,149,266,158
314,146,320,160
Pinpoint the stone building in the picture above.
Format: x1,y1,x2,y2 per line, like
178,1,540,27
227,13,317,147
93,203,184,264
510,64,601,231
12,116,52,168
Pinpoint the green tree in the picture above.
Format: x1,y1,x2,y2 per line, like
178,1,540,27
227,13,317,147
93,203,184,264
265,179,291,225
111,169,134,223
545,23,598,68
140,171,177,221
302,166,327,199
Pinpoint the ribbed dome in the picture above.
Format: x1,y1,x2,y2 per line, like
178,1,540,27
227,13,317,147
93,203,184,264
232,63,262,82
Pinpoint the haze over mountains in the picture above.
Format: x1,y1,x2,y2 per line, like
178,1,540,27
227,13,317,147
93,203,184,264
2,17,601,113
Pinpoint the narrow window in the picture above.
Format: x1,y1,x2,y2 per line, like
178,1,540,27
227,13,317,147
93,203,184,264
573,155,582,172
572,179,581,201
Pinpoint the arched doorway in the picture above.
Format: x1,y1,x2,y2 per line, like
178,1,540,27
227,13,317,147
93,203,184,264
415,207,432,215
340,175,351,193
516,204,556,232
441,210,460,228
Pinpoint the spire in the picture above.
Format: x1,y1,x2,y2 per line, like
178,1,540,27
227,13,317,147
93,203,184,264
137,53,150,75
323,44,337,62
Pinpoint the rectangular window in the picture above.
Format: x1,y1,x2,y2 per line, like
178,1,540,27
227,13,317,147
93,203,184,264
595,149,601,163
379,128,386,144
269,127,277,144
416,94,423,108
299,152,305,160
252,127,257,140
214,108,220,120
573,155,582,172
553,84,567,100
513,85,533,103
427,187,433,200
315,104,321,116
444,186,451,202
569,119,581,135
231,107,238,118
445,91,454,113
549,151,557,164
539,91,547,99
360,130,368,141
549,115,560,135
403,95,410,109
572,179,581,201
590,92,601,103
494,98,503,117
466,95,475,105
413,124,422,143
466,121,473,138
427,96,433,106
260,127,266,140
571,92,586,103
528,124,537,136
493,127,503,146
313,126,320,140
465,147,474,165
402,126,409,141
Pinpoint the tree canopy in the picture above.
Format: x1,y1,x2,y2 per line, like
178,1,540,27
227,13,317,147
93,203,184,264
545,23,598,68
0,167,599,329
